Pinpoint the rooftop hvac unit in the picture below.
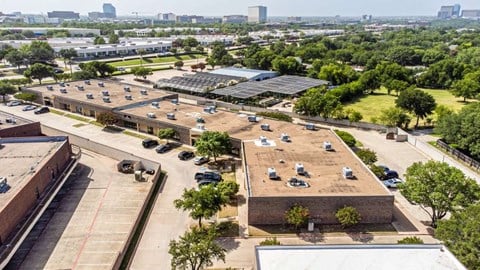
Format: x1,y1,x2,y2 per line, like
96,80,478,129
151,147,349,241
196,123,205,130
261,123,270,131
140,89,148,95
196,117,205,123
203,106,216,114
98,82,105,87
134,170,143,181
268,167,277,179
151,101,159,108
306,123,315,130
101,90,110,96
295,163,305,175
147,112,156,118
84,80,91,85
46,85,54,91
0,177,6,186
167,113,175,120
77,85,85,91
280,133,290,142
323,141,333,151
102,96,111,103
247,115,258,122
125,95,132,100
59,82,65,87
259,136,268,145
342,167,353,179
59,88,67,94
171,99,179,104
86,93,94,99
124,86,131,92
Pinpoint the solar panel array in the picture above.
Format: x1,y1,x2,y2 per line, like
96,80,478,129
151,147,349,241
155,73,245,93
212,75,329,99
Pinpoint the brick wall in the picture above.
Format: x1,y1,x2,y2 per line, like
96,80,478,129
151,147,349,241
248,195,394,225
0,122,42,138
0,140,72,243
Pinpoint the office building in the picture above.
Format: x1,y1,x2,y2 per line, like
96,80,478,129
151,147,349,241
437,4,460,19
159,13,176,21
248,6,267,23
223,15,248,24
47,11,80,20
103,3,116,18
461,9,480,18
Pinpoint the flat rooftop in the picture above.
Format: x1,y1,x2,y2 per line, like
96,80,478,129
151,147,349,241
28,80,173,109
0,138,66,210
256,245,466,270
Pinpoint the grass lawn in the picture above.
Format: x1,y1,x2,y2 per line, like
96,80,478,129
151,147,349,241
108,54,204,67
122,130,151,140
344,87,476,122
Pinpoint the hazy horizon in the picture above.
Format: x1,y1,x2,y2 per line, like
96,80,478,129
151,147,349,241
2,0,479,17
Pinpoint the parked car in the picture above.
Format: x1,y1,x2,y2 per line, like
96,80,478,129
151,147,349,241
6,100,22,107
377,165,390,172
193,156,209,165
34,106,49,114
22,105,37,111
155,144,171,153
383,178,404,188
383,170,399,180
142,138,158,148
197,179,219,188
195,171,222,182
178,151,194,160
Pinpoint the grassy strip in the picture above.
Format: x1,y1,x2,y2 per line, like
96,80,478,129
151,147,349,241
119,171,166,270
112,66,172,76
109,54,204,67
64,113,92,123
49,108,66,116
72,123,87,128
89,121,104,127
122,130,151,140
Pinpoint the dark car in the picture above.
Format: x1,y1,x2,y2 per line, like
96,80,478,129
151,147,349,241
155,144,171,153
142,138,158,148
195,171,222,182
178,151,194,160
34,106,49,114
383,170,399,180
197,179,219,188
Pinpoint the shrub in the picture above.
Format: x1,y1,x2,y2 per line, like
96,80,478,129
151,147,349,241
260,237,281,246
397,236,424,244
256,111,292,122
370,165,386,179
285,204,309,229
356,148,378,165
334,130,357,147
335,206,361,228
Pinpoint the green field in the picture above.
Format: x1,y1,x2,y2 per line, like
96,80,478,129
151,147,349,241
344,88,477,122
108,54,204,67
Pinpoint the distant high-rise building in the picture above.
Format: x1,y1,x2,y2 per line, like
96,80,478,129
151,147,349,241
158,13,176,21
453,4,461,17
462,9,480,18
437,4,460,19
223,15,248,24
248,6,267,23
103,3,116,18
47,11,80,20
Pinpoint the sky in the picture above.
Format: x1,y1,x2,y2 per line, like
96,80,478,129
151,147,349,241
2,0,479,17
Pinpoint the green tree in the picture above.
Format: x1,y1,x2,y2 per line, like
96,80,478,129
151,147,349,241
14,92,36,103
208,42,234,68
285,204,309,230
195,131,231,162
108,33,120,44
397,236,424,244
131,66,152,79
217,181,239,200
399,161,480,227
183,37,199,47
5,49,27,70
169,226,226,270
348,110,363,123
451,77,480,102
26,41,55,64
157,128,176,143
384,79,409,96
260,237,281,246
272,56,303,75
395,88,436,128
377,107,411,128
174,185,228,227
96,112,117,126
94,36,106,45
335,206,361,228
356,148,377,165
294,88,342,118
79,61,115,78
23,63,54,84
318,63,358,85
138,49,146,66
58,48,78,74
174,60,184,70
436,203,480,270
0,82,17,103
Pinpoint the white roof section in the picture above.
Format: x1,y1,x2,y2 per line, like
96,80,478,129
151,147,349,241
210,67,278,81
256,245,466,270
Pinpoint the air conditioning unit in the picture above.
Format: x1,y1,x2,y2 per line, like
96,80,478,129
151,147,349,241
152,101,159,108
102,96,111,103
306,123,315,130
59,88,67,94
342,167,353,179
203,106,216,114
46,85,54,90
261,123,270,131
268,167,277,179
140,89,148,95
171,99,179,104
125,95,132,100
98,82,105,87
84,80,91,85
295,163,305,175
59,82,65,87
259,136,268,145
124,86,131,92
196,123,205,130
101,90,110,96
77,85,85,91
86,93,94,99
167,113,175,120
248,115,258,122
147,112,156,118
323,141,333,151
280,133,290,142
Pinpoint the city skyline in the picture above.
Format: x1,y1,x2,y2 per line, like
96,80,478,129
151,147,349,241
2,0,480,17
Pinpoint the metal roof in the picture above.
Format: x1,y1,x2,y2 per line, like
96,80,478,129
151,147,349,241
212,75,329,99
155,72,245,93
210,67,278,80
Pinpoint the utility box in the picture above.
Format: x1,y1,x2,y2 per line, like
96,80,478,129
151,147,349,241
268,167,277,179
295,163,305,175
342,167,354,179
323,141,333,151
306,123,315,130
280,133,290,142
248,115,258,122
261,123,270,131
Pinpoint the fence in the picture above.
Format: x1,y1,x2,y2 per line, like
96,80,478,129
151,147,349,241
436,140,480,171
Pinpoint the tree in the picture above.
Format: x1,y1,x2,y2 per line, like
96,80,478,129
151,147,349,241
294,88,342,118
272,56,303,75
217,181,239,200
174,185,228,227
169,226,226,270
348,110,363,123
183,37,199,48
96,112,117,126
0,82,17,103
174,60,184,70
208,42,234,68
195,131,231,162
108,33,120,44
157,128,176,143
58,48,78,74
23,63,54,84
395,88,436,128
94,36,106,45
14,92,36,103
399,161,480,227
356,148,377,165
377,107,411,128
5,49,27,70
384,79,409,96
138,49,146,66
318,63,358,85
335,206,361,228
79,61,115,78
26,41,55,64
436,203,480,270
131,66,152,79
285,204,309,229
451,77,480,102
334,130,357,147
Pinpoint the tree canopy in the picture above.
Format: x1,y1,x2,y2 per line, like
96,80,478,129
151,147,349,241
195,131,231,162
23,63,54,84
0,82,17,103
285,204,309,229
395,87,436,128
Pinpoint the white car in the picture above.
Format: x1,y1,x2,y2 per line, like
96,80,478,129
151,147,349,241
383,178,404,188
6,100,22,107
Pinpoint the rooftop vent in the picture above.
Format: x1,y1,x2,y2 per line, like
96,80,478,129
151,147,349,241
167,113,175,120
86,93,94,99
77,85,85,91
84,80,91,85
196,123,205,130
306,123,315,130
295,163,305,175
46,85,54,91
147,112,156,118
140,89,148,95
102,96,111,103
259,136,268,145
261,123,270,131
59,82,65,87
342,167,353,179
323,141,333,151
203,106,216,114
125,95,132,100
101,90,110,96
280,133,290,142
124,86,131,92
247,115,258,122
98,82,105,87
59,88,67,94
268,167,277,179
151,101,159,108
196,117,205,123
